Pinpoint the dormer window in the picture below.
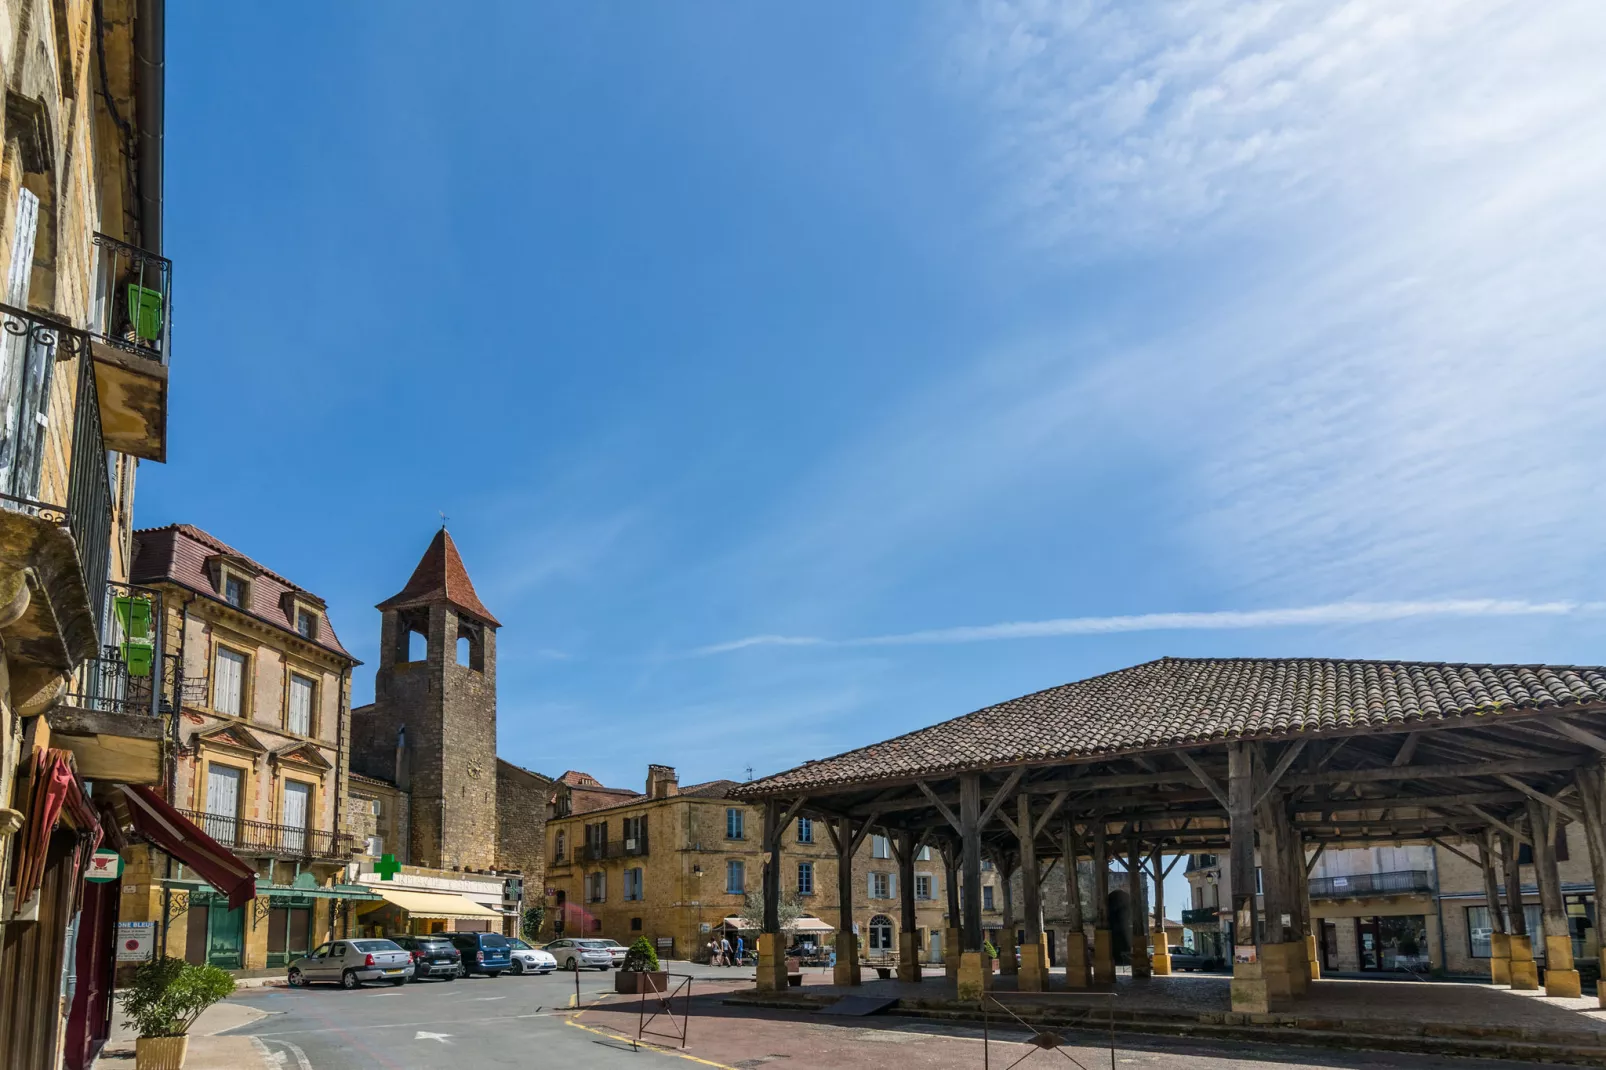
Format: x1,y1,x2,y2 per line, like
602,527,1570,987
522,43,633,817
224,574,247,607
296,608,317,638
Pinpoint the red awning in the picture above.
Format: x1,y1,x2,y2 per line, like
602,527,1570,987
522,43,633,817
9,750,102,920
120,786,257,910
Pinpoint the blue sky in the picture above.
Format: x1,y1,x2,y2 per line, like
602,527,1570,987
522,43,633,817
149,0,1606,899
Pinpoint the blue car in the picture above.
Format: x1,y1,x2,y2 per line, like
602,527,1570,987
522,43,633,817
449,931,513,977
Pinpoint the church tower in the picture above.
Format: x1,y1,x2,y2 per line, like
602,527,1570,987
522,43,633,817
360,528,501,870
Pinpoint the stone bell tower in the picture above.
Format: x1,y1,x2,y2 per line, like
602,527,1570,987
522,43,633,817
368,528,500,870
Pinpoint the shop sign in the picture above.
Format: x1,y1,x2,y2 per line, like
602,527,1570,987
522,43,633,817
1233,944,1257,964
85,849,123,883
117,922,155,962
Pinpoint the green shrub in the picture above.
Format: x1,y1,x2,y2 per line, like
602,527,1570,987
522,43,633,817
622,936,660,973
521,905,546,941
982,941,998,959
117,957,236,1038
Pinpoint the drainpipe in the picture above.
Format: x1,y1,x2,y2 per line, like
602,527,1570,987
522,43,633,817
134,0,163,254
1431,846,1447,975
333,666,349,859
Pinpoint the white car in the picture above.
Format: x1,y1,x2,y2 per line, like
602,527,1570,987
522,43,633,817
544,938,615,971
590,939,629,968
507,938,557,975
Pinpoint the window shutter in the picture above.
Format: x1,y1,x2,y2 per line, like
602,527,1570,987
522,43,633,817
889,873,897,899
867,872,875,898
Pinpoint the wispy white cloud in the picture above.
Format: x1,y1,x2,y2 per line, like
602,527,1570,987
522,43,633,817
695,598,1589,656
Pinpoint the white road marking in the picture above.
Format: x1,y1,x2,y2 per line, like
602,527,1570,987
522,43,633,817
252,1036,313,1069
466,996,506,1001
415,1030,453,1043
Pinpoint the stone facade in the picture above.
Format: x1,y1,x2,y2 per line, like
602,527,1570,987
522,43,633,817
496,758,549,881
347,772,410,864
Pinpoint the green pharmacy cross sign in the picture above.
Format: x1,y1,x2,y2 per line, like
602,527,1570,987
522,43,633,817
375,854,401,881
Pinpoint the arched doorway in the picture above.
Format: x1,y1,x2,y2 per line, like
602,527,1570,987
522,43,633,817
1108,889,1132,965
867,914,895,955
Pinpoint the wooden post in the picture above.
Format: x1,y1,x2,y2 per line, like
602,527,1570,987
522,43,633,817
834,817,859,987
1017,794,1048,990
1503,826,1537,990
943,841,961,983
998,853,1018,976
1091,819,1115,984
755,801,788,991
1149,845,1172,975
1228,742,1272,1012
1528,799,1580,997
957,773,990,1000
896,830,920,983
1575,765,1606,1007
1128,837,1151,978
1479,830,1510,986
1063,819,1089,987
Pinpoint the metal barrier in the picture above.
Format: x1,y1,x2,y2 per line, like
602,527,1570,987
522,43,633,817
981,992,1116,1070
635,973,693,1048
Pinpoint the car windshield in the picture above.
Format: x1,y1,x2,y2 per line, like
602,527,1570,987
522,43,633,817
508,938,531,950
476,933,510,948
353,940,401,952
577,940,612,948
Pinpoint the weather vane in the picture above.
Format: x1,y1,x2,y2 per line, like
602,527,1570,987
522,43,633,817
439,510,449,528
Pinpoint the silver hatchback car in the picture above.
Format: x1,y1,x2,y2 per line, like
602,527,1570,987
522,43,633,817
544,938,615,971
289,939,413,989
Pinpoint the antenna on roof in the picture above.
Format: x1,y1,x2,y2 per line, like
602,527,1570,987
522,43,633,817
744,765,753,782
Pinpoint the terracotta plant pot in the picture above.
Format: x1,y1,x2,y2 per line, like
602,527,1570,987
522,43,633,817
135,1035,189,1070
615,970,669,994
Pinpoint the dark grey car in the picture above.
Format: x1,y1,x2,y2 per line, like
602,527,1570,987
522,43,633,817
1166,945,1220,972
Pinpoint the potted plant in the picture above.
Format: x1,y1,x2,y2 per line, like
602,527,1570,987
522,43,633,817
982,941,1000,973
118,957,236,1069
615,936,669,994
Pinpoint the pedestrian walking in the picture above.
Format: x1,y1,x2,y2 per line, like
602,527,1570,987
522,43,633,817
721,935,734,966
736,935,745,964
706,938,719,966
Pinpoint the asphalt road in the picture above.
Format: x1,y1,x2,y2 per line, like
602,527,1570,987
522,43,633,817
225,966,1565,1070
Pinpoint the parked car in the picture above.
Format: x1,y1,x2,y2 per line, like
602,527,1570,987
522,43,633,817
288,939,413,990
588,938,629,968
449,931,513,977
391,935,461,982
506,938,558,975
544,938,615,971
1166,945,1221,972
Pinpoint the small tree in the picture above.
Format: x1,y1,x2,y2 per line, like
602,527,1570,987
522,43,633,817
739,890,805,940
522,905,546,942
118,958,236,1038
622,936,660,973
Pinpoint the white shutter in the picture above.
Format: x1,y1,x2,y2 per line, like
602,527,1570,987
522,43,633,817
0,190,39,495
867,872,875,899
215,649,245,716
288,675,313,735
205,765,241,846
889,873,897,899
282,780,310,854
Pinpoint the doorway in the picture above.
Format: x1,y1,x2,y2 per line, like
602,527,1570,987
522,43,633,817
1108,890,1133,964
929,930,942,964
184,895,244,969
267,898,314,967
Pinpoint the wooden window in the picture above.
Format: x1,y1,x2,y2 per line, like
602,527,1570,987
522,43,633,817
624,868,644,901
623,815,649,854
586,872,606,903
224,575,247,607
797,861,814,896
282,780,311,853
213,648,247,716
982,885,995,911
725,860,745,894
871,835,890,859
726,808,744,840
287,673,315,735
203,764,243,846
915,875,932,900
295,608,317,638
796,817,813,844
869,872,891,899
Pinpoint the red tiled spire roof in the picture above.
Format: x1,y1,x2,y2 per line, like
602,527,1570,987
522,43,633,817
376,528,501,627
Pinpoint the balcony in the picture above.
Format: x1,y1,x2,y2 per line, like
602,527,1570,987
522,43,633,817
1186,854,1219,873
177,808,355,861
582,841,628,862
88,234,170,462
1181,907,1220,926
48,585,174,785
1308,869,1433,900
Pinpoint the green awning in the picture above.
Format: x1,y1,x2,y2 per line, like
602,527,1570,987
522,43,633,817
158,877,380,901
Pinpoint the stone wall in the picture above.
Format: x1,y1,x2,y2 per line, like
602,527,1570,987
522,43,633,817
496,759,552,882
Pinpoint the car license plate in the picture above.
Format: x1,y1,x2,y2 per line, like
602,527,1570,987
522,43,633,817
383,968,402,975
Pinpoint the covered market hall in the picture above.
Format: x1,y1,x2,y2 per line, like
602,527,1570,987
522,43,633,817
731,657,1606,1013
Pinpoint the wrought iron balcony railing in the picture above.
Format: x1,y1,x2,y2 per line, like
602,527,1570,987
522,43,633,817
582,841,628,861
1186,854,1219,873
1308,869,1433,899
177,808,354,860
65,584,173,716
1181,907,1220,925
91,233,171,366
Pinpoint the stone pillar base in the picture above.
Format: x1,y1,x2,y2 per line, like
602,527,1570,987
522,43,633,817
957,951,993,1001
1231,957,1278,1014
1305,933,1321,981
1509,935,1538,991
1131,943,1152,979
1488,932,1511,985
1260,942,1293,1001
999,939,1019,976
1018,939,1050,992
1151,928,1172,975
755,933,788,992
1545,935,1580,997
944,928,961,982
1599,953,1606,1008
1281,942,1309,997
1092,929,1115,984
1063,931,1090,988
897,932,921,983
833,933,860,987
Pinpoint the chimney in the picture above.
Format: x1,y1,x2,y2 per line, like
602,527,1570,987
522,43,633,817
646,764,679,799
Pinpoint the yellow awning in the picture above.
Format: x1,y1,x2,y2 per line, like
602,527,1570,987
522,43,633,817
366,886,502,921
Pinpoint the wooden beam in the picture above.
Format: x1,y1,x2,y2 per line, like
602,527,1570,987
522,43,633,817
1428,836,1481,869
1176,750,1228,808
916,781,962,833
849,812,883,854
1392,732,1422,766
1461,804,1532,846
1305,842,1325,874
1254,739,1308,809
1551,719,1606,756
1497,775,1582,825
1283,755,1587,788
978,768,1025,831
1032,790,1070,840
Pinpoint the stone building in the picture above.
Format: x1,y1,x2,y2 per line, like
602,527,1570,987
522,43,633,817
347,528,554,934
117,524,367,973
543,764,995,963
0,0,171,1064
